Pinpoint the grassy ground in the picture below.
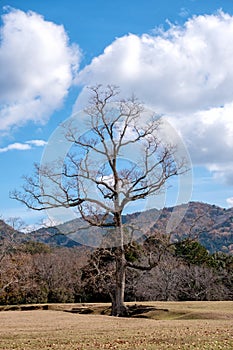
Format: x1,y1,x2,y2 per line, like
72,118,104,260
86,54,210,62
0,301,233,350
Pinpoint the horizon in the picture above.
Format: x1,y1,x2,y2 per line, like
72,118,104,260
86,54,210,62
2,200,231,234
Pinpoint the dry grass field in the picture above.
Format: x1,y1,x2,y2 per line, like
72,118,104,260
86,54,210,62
0,301,233,350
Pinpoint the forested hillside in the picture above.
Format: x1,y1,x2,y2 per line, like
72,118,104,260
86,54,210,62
32,202,233,254
148,202,233,254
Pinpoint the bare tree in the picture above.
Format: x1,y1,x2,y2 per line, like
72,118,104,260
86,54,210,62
0,217,26,268
12,85,186,316
0,217,26,297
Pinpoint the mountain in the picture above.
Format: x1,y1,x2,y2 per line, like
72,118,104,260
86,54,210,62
0,219,25,242
29,225,82,247
0,219,31,251
0,220,15,237
1,202,233,254
146,202,233,254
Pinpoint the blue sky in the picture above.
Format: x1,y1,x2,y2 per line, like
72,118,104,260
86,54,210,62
0,0,233,226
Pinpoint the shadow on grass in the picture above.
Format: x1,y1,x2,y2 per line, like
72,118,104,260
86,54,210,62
1,303,233,321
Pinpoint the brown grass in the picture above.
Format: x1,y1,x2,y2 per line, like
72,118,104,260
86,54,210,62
0,301,233,349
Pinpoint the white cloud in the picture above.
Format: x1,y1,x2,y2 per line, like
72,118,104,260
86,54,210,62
168,103,233,164
226,197,233,207
74,11,233,185
0,8,81,131
0,142,31,153
76,11,233,113
0,139,46,153
26,139,47,147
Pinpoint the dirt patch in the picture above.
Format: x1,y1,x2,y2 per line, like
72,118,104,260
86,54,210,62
62,303,233,320
63,304,169,318
1,301,233,320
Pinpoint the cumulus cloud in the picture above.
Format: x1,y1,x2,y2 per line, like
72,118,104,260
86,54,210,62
168,103,233,163
0,139,46,153
0,7,81,131
226,197,233,207
76,11,233,113
74,11,233,185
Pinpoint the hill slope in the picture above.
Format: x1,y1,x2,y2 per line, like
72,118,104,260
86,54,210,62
1,202,233,254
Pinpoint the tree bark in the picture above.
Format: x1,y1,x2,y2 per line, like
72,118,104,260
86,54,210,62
111,212,128,317
111,248,128,316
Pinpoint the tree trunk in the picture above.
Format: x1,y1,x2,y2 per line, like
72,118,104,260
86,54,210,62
111,248,128,316
111,212,128,317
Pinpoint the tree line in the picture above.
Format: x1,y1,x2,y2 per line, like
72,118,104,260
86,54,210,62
0,235,232,305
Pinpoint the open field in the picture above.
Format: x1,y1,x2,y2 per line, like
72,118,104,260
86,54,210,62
0,301,233,350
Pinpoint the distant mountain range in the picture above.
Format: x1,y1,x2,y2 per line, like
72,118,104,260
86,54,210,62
1,202,233,254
